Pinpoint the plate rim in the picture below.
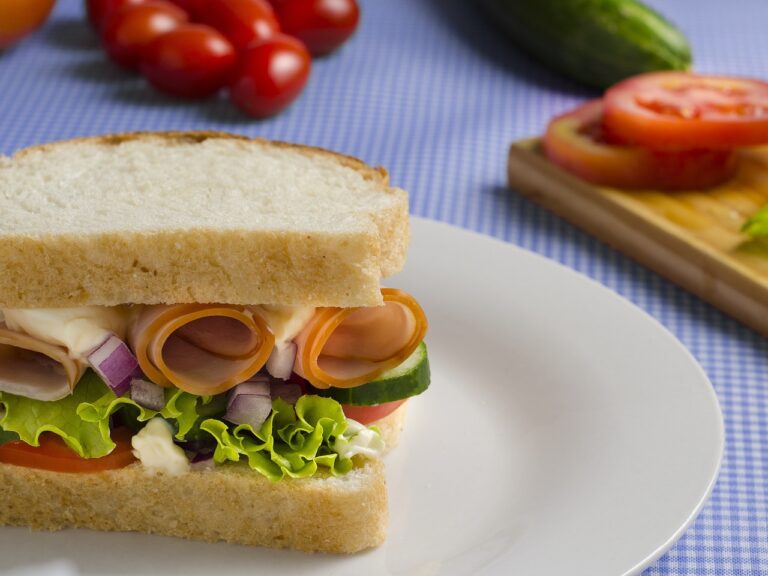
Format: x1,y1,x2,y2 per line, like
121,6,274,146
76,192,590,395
409,217,725,576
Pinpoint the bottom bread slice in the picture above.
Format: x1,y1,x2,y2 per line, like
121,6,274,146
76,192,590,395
0,457,387,554
0,405,408,553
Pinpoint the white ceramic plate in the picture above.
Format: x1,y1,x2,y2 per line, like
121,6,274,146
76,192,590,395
0,218,723,576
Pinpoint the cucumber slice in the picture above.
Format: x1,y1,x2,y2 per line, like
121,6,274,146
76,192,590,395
318,342,430,406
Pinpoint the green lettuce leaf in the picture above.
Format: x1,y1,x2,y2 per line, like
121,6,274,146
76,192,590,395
742,205,768,238
0,371,371,481
0,371,216,458
0,428,18,445
202,396,355,481
0,372,117,457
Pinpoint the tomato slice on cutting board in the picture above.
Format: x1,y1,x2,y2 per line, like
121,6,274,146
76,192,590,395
0,428,136,473
543,99,738,190
603,72,768,150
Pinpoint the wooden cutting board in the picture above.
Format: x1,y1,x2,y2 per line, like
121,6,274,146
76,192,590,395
507,139,768,337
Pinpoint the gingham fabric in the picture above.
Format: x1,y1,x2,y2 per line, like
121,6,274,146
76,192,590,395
0,0,766,573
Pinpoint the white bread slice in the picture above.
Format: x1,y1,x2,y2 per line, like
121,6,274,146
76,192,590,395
0,132,409,309
0,404,407,553
0,458,387,554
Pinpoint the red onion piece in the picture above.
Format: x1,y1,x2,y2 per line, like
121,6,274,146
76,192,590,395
270,382,302,404
226,379,270,409
130,377,166,411
87,334,139,396
266,342,297,380
225,381,272,429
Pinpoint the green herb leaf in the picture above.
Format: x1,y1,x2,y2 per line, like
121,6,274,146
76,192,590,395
742,205,768,238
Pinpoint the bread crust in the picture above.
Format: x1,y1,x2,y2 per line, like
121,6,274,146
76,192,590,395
0,459,387,554
0,132,410,308
0,403,408,553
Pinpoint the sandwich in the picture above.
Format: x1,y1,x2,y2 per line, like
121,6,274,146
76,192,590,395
0,132,430,553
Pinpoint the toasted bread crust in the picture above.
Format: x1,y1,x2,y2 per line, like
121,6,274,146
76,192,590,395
0,132,410,308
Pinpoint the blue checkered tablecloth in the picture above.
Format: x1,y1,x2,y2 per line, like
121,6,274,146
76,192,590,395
1,0,766,573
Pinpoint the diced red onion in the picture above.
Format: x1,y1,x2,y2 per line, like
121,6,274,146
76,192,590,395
270,382,303,405
225,381,272,429
226,379,270,408
130,377,166,411
87,334,139,396
266,342,297,380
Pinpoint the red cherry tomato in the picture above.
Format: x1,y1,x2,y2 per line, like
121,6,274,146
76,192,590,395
86,0,155,31
544,100,738,190
166,0,199,18
275,0,359,56
603,72,768,150
102,1,188,70
196,0,279,52
0,428,136,473
0,0,55,49
141,24,237,99
229,33,311,118
342,400,405,426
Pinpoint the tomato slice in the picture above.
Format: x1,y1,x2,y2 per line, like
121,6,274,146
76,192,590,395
0,428,136,473
603,72,768,150
342,400,405,426
543,100,738,190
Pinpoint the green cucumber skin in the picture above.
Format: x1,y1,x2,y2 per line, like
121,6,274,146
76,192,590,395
318,342,431,406
479,0,692,89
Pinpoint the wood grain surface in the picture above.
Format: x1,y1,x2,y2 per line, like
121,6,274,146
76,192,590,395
508,140,768,337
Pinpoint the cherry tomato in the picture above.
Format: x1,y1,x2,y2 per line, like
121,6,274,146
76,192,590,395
342,400,405,426
544,100,738,190
603,72,768,150
0,0,55,50
229,33,311,118
0,428,136,473
141,24,237,99
275,0,358,56
86,0,153,31
102,1,188,70
166,0,199,18
196,0,279,52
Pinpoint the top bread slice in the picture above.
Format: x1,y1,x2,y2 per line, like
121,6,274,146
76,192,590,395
0,132,410,309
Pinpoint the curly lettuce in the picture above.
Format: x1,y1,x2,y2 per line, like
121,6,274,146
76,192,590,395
0,371,205,458
202,396,355,481
0,371,377,481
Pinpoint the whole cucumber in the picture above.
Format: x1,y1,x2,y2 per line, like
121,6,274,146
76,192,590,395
478,0,692,89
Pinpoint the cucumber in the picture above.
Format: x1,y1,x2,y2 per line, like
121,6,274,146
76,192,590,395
318,342,430,406
477,0,692,89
